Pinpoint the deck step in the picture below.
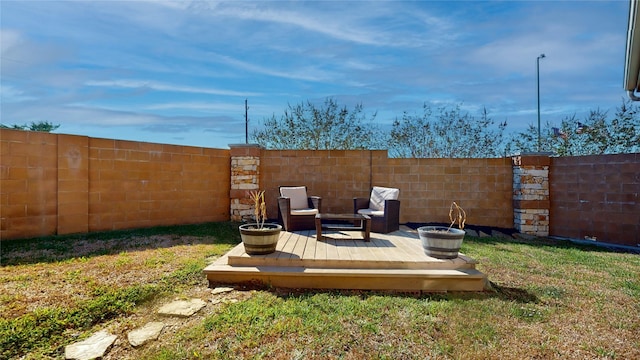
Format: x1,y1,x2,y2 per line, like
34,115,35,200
227,252,478,270
204,256,489,292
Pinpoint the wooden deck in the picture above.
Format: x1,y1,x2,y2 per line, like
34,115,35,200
204,226,489,292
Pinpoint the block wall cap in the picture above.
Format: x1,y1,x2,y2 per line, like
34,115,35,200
229,144,262,148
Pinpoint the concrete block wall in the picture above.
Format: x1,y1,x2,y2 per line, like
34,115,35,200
3,132,638,246
388,157,513,228
550,153,640,247
1,129,230,240
1,130,58,238
59,135,90,234
260,149,383,221
88,138,230,232
258,148,513,229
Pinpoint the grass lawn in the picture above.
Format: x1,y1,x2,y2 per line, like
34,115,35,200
1,222,639,359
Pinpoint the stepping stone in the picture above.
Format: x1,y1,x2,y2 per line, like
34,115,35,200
211,286,234,295
128,321,165,347
157,298,206,317
65,330,117,360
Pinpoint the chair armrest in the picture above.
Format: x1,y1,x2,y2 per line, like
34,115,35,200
309,196,322,212
383,199,400,218
353,197,370,212
278,197,291,213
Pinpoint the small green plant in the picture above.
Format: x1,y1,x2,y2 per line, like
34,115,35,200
248,190,267,229
447,202,466,231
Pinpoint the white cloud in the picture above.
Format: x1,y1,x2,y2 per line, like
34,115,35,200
194,2,384,46
204,53,337,83
144,101,245,113
191,1,455,48
85,79,260,97
0,29,23,53
0,84,35,102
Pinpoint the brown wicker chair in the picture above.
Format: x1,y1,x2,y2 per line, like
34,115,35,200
278,186,322,231
353,186,400,234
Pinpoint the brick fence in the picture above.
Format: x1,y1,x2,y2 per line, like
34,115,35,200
0,129,230,239
550,153,640,247
251,149,514,230
1,129,638,247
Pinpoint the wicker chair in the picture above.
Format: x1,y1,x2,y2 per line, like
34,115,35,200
353,186,400,234
278,186,322,231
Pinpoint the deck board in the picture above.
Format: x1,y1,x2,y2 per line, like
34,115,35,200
368,237,398,262
280,231,301,260
335,238,353,261
291,232,307,258
302,230,317,260
324,237,339,260
314,232,328,260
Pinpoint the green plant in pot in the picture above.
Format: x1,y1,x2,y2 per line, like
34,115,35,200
418,202,466,259
239,190,282,255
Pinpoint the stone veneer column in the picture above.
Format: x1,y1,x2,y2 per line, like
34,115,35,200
229,144,262,222
512,154,551,236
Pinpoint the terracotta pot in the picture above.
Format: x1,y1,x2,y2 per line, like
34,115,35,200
239,223,282,255
417,226,465,259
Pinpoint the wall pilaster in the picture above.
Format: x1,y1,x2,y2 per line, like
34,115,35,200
512,154,551,236
229,144,262,222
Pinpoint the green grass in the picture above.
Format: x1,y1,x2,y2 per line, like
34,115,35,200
0,284,157,358
0,222,241,359
2,223,639,359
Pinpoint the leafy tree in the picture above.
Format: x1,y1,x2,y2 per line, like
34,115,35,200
251,98,383,150
507,99,640,156
388,103,507,158
0,121,60,132
505,120,570,156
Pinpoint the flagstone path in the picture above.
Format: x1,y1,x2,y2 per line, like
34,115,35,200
64,286,236,360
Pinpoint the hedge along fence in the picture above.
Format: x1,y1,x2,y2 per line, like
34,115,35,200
2,129,638,246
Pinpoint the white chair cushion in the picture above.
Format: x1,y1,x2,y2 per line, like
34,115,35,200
369,186,399,212
280,186,309,210
291,208,319,216
358,208,384,217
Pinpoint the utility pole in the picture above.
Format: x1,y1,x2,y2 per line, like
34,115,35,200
245,99,249,144
537,53,545,152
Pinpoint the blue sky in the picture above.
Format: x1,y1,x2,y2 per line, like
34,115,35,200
1,0,630,149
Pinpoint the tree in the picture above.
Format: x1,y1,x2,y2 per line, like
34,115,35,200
505,120,570,156
507,99,640,156
251,98,383,150
0,121,60,132
388,103,507,158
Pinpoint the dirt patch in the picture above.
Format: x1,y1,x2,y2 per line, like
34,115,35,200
0,235,221,319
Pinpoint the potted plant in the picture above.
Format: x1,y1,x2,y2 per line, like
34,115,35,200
239,190,282,255
417,202,466,259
